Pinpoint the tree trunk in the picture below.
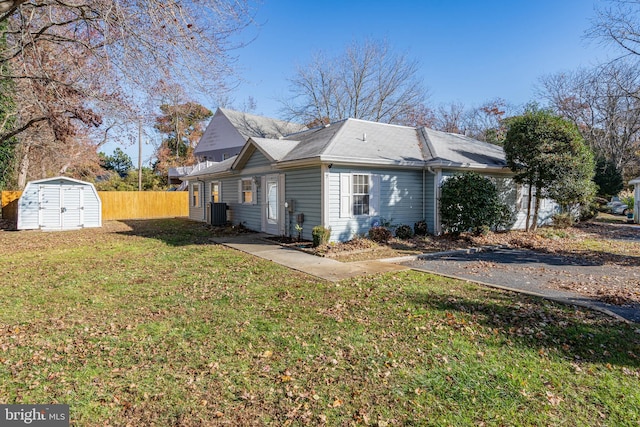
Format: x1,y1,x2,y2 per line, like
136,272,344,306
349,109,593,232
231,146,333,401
17,145,30,189
526,182,533,232
531,185,542,232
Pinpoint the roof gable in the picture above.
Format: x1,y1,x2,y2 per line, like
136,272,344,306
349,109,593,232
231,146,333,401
421,127,507,168
232,137,300,170
194,108,307,158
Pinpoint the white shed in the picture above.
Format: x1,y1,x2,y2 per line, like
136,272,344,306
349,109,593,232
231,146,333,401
17,177,102,230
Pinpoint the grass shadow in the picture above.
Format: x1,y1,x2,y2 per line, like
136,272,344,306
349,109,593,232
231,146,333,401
117,218,254,246
407,288,640,368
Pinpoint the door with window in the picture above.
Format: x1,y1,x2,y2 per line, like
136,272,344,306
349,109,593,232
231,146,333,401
263,174,281,235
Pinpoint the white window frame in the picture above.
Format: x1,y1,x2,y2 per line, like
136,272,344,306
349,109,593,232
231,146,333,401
352,174,370,216
340,172,379,218
191,182,201,208
238,178,257,205
210,181,220,203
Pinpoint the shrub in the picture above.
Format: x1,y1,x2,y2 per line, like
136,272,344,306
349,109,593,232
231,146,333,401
579,202,599,222
552,213,575,228
439,172,514,235
311,225,331,247
368,226,392,243
395,224,413,239
414,220,428,236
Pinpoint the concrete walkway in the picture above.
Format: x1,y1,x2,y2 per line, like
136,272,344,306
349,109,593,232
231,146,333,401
211,234,637,323
211,233,409,282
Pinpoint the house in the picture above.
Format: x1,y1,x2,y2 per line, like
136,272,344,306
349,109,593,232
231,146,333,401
193,108,307,162
186,117,557,242
169,108,307,191
630,176,640,223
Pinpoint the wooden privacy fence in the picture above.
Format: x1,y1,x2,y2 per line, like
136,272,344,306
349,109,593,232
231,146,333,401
1,191,21,223
99,191,188,220
1,190,188,222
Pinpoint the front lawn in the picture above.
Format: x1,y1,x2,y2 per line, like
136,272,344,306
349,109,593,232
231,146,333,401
1,219,639,426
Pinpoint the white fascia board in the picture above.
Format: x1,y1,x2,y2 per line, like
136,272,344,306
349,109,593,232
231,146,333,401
425,161,511,174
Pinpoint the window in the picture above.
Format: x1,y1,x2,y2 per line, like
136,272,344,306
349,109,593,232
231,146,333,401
210,182,220,203
352,174,370,216
191,183,201,208
241,179,253,204
340,173,378,218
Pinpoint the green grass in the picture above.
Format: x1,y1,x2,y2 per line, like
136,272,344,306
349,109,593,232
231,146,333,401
1,219,639,426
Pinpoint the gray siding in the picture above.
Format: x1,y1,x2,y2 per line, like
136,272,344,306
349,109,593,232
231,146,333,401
220,177,261,231
327,167,425,242
285,168,321,241
188,181,206,222
244,149,271,170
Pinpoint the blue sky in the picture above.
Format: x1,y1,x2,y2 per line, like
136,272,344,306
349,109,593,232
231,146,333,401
116,0,614,166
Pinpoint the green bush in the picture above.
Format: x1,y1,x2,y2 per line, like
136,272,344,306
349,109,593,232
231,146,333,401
440,172,514,235
414,220,428,236
552,213,575,228
368,226,392,243
579,202,599,221
311,225,331,247
395,224,413,239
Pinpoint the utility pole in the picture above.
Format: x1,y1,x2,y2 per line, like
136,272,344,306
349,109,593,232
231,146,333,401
138,118,142,191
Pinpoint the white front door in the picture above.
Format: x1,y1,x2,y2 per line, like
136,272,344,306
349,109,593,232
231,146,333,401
264,174,280,235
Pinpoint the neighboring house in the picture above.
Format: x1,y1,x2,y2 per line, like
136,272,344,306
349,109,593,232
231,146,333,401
630,176,640,224
193,108,307,162
168,162,216,190
171,108,306,190
186,117,558,242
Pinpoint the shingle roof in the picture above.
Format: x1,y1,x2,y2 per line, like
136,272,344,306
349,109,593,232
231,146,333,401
220,108,306,140
281,119,424,165
421,127,507,168
250,138,300,161
189,116,510,178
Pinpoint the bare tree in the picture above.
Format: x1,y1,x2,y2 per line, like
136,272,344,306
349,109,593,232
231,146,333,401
433,101,467,134
538,63,640,177
281,39,429,125
590,0,640,59
464,98,514,144
0,0,255,187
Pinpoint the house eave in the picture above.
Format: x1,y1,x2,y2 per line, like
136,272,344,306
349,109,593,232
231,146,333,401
426,160,512,173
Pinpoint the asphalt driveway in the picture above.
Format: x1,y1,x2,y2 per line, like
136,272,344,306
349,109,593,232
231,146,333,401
401,247,640,323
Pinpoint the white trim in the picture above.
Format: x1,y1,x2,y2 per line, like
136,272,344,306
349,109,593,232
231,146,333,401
278,174,286,235
434,169,442,235
322,165,330,227
340,173,352,218
210,181,221,203
190,182,202,208
370,174,380,216
239,178,256,205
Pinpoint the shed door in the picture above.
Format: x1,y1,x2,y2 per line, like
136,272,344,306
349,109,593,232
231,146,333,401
39,185,84,229
61,186,84,229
